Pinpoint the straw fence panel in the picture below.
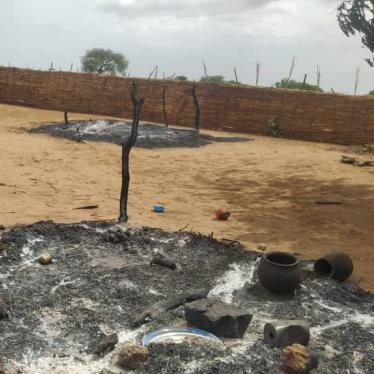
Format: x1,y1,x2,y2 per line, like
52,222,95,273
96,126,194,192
0,67,373,145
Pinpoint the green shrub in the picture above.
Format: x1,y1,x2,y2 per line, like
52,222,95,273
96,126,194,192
267,116,282,137
274,78,323,92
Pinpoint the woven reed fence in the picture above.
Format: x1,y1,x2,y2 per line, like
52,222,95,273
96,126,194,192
0,66,373,145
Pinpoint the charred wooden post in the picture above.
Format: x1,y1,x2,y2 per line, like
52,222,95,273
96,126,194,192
202,60,208,79
301,74,307,90
148,65,158,79
64,111,69,124
118,83,144,223
234,67,239,84
256,62,261,86
162,86,168,127
287,56,295,83
191,84,200,135
133,288,209,327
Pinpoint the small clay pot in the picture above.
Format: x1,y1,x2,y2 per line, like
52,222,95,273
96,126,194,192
264,320,310,348
314,251,353,282
258,252,301,294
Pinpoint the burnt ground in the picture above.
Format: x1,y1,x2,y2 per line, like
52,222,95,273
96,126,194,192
30,120,249,148
0,221,373,373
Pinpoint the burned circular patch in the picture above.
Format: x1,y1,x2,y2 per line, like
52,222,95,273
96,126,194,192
30,120,250,149
0,221,373,373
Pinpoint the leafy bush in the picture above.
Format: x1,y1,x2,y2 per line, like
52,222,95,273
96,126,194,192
267,116,282,137
274,78,323,92
175,75,188,81
369,90,374,95
199,75,225,83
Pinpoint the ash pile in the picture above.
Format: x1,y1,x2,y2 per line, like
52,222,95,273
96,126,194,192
30,120,248,148
0,221,373,374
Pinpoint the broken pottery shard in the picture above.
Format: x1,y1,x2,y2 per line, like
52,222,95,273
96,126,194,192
215,209,230,221
116,344,149,369
185,298,252,338
37,254,53,265
264,320,310,348
281,343,311,374
94,333,118,355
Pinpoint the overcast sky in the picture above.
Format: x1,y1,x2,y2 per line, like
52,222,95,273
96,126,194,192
1,0,373,94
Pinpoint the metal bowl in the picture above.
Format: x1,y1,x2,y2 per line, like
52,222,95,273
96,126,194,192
142,327,222,346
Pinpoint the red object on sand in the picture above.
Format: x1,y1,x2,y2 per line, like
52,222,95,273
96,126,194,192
215,209,230,221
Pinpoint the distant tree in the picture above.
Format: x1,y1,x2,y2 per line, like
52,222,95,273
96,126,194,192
369,90,374,95
274,78,323,92
200,75,225,83
81,48,129,75
337,1,374,66
175,75,188,81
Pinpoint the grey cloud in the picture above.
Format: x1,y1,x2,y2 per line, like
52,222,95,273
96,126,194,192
97,0,276,19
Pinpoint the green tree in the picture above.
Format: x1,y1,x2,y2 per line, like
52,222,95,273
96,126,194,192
81,48,129,75
337,1,374,66
175,75,188,81
200,75,225,83
369,90,374,95
274,78,323,92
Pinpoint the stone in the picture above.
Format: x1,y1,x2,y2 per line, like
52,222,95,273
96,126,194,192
185,298,252,338
257,243,267,251
341,155,355,164
116,344,149,369
0,294,7,319
0,357,4,374
150,253,176,270
0,358,21,374
354,160,374,167
37,254,53,265
94,333,118,355
281,344,311,374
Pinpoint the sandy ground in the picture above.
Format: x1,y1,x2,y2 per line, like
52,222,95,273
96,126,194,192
0,104,373,291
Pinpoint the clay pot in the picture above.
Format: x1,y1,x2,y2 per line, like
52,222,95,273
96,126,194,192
314,251,353,282
264,320,310,348
258,252,301,294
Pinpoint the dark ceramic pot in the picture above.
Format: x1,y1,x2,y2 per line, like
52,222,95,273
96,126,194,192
314,251,353,282
258,252,301,294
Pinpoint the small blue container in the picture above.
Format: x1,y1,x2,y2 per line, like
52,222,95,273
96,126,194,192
153,205,165,213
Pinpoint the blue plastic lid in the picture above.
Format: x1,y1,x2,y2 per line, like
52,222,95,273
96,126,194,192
153,205,165,213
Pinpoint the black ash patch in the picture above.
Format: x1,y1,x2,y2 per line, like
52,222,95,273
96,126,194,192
0,221,373,373
30,120,249,149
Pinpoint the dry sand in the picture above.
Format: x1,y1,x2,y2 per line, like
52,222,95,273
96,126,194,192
0,104,373,290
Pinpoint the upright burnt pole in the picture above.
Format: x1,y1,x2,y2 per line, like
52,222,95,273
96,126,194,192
118,82,144,223
191,84,200,135
162,85,168,127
